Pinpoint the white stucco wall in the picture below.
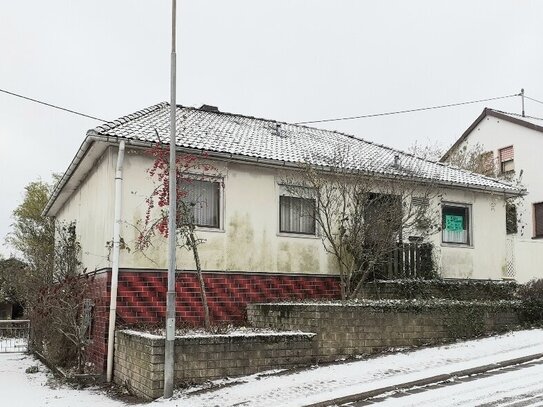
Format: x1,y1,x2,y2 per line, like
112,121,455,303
55,147,116,271
451,116,543,282
119,150,333,275
55,146,512,280
432,188,507,280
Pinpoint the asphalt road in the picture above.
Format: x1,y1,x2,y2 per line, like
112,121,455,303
344,359,543,407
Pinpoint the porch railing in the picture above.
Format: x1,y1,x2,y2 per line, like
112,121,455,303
372,242,434,280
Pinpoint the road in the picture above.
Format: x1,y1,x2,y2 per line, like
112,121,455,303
345,360,543,407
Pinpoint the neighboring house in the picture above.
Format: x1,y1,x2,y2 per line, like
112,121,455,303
43,103,522,370
441,108,543,283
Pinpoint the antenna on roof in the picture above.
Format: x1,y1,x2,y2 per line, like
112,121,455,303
521,88,525,117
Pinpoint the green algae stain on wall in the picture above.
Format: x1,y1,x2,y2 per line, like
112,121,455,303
226,212,256,270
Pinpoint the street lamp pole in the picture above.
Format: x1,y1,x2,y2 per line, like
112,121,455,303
164,0,177,398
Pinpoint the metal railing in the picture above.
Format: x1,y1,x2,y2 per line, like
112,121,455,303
0,320,30,353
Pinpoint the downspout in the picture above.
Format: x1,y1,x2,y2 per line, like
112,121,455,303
106,140,126,382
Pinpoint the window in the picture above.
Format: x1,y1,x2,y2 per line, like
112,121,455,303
499,146,514,174
506,203,517,234
442,203,471,245
180,179,221,228
279,187,316,235
534,202,543,238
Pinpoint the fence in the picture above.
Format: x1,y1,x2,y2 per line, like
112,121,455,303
373,242,434,280
0,320,30,353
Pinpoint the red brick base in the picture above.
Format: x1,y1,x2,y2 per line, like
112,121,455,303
86,269,340,372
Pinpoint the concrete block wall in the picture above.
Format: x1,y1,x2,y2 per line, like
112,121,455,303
114,330,316,400
247,303,520,362
357,280,518,301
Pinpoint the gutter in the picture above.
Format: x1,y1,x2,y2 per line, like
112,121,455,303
106,140,125,382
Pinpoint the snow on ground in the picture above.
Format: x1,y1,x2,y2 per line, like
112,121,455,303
0,353,123,407
165,329,543,407
1,329,542,407
374,361,543,406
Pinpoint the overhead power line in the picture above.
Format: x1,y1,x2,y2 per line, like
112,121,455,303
295,93,520,125
0,88,108,122
524,95,543,106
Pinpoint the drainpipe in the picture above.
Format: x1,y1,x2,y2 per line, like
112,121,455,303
106,140,126,382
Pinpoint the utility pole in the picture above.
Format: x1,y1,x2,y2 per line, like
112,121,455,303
521,88,525,117
164,0,177,398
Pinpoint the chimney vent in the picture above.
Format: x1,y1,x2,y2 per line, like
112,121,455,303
200,104,219,113
275,123,286,138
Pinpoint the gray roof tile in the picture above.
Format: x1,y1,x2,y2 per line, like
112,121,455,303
89,103,522,194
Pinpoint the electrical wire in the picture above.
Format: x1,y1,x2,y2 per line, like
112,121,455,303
0,88,108,122
295,93,520,125
525,95,543,106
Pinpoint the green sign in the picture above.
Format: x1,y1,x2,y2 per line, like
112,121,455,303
445,215,464,231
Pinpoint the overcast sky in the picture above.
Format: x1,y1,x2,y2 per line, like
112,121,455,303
1,0,543,257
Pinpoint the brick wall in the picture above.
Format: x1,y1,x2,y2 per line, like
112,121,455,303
115,270,340,325
86,272,110,371
114,329,316,400
247,302,520,362
86,269,340,372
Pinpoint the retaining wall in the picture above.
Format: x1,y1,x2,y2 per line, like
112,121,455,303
114,329,316,400
247,302,520,362
358,280,518,301
86,269,339,372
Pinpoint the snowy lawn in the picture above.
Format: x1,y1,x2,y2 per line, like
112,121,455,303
0,353,124,407
1,329,542,407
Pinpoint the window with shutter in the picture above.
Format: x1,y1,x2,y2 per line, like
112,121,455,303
534,203,543,238
499,146,514,174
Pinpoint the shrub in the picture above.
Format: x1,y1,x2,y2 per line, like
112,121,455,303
517,279,543,325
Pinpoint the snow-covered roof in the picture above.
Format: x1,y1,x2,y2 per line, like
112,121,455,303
44,103,524,216
88,103,521,194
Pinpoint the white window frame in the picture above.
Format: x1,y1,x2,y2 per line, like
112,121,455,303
277,184,319,238
441,202,473,247
178,175,225,232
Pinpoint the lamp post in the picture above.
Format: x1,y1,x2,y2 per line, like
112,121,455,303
164,0,177,398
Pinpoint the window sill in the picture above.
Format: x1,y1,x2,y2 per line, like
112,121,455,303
193,227,225,234
441,242,474,249
532,236,543,240
277,232,320,240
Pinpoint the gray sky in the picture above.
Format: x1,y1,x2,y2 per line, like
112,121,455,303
1,0,543,257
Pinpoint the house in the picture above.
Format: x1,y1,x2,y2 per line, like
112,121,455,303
441,108,543,283
43,103,522,370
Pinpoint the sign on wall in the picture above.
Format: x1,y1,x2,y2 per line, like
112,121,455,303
445,214,464,231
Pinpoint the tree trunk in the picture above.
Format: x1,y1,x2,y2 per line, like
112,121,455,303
188,230,211,330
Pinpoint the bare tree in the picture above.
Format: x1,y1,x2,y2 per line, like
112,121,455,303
134,144,215,330
283,150,440,300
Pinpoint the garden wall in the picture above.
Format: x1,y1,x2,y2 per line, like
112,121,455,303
358,279,518,301
86,269,339,373
114,329,316,400
247,301,520,362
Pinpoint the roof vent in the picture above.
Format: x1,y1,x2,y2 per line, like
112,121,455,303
200,104,219,113
275,123,286,138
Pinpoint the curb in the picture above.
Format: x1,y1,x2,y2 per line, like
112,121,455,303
304,352,543,407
